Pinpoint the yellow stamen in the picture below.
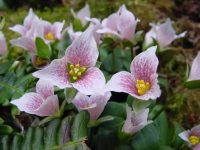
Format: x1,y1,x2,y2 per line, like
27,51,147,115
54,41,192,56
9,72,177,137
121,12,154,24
45,32,54,41
68,63,87,82
73,76,78,81
189,135,199,145
136,79,150,95
77,71,82,76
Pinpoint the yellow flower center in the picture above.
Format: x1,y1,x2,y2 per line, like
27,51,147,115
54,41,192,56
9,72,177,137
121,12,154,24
189,135,199,145
69,64,87,82
136,80,150,95
45,32,54,41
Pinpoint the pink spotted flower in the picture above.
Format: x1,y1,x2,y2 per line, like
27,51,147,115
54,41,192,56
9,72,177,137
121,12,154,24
10,79,59,117
122,105,151,134
97,4,139,40
33,27,106,95
72,92,111,120
188,52,200,81
145,18,186,48
105,46,161,100
10,9,64,52
179,125,200,150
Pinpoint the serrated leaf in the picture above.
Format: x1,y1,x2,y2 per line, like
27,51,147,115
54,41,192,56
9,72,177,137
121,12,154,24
35,37,51,59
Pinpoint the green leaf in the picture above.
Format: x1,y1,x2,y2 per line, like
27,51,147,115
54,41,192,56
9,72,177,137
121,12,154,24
102,102,126,119
131,124,160,150
64,88,77,103
0,125,13,134
185,80,200,89
44,119,60,149
32,127,44,150
0,117,4,124
21,128,33,150
71,111,89,140
88,116,114,127
11,135,23,150
0,16,5,30
73,18,83,31
57,116,73,145
102,48,123,72
35,37,51,59
127,95,153,112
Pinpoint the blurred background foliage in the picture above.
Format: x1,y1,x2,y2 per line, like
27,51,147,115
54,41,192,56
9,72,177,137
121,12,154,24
0,0,199,149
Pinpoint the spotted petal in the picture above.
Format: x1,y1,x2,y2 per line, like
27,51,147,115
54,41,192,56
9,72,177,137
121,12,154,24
71,67,106,95
105,71,137,96
33,57,71,89
36,79,54,99
34,95,59,116
65,27,98,67
88,92,111,120
10,93,44,115
188,52,200,81
72,92,111,120
72,93,97,110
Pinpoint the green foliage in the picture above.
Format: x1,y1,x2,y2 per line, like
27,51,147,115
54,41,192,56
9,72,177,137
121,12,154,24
0,113,90,150
130,113,183,150
35,37,52,59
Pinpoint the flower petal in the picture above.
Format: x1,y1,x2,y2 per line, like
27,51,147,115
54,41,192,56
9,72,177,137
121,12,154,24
145,25,157,46
34,95,59,116
122,105,149,134
88,92,111,120
72,93,97,110
36,79,54,99
105,71,137,96
188,52,200,81
191,124,200,137
9,25,26,35
10,93,43,114
0,31,7,55
24,8,40,28
130,46,161,100
52,21,65,39
194,144,200,150
156,18,176,48
117,5,138,39
33,57,71,89
65,27,98,67
76,4,91,26
178,130,190,142
10,37,36,53
71,67,106,95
